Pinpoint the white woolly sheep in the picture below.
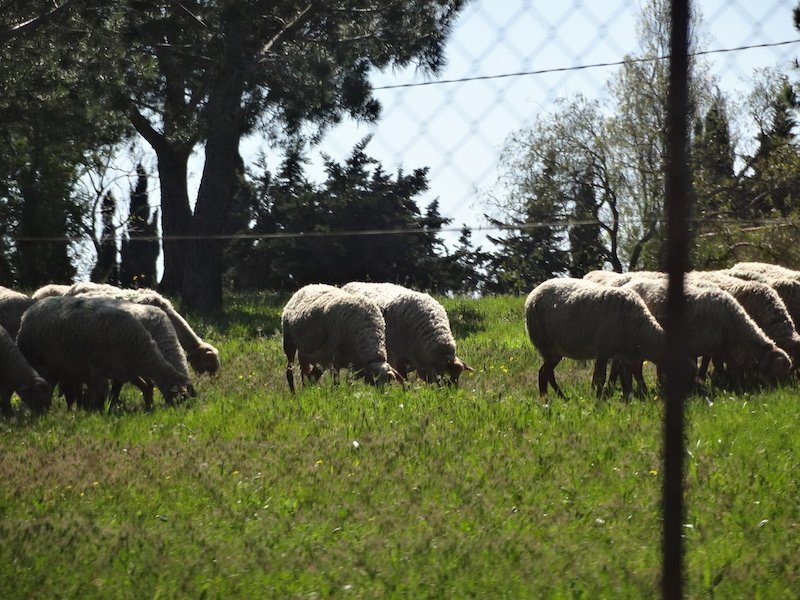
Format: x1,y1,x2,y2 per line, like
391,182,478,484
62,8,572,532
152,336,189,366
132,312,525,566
724,266,800,331
621,278,791,386
104,299,195,410
341,282,473,385
281,284,402,393
0,287,35,338
688,271,800,367
66,283,220,376
0,325,51,416
16,296,191,411
31,284,71,300
524,278,672,398
731,262,800,282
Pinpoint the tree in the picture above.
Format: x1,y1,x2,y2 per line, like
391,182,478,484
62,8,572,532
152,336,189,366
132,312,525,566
225,139,459,291
120,164,160,288
90,192,119,284
0,3,128,287
92,0,467,311
437,226,490,294
492,0,711,275
492,97,621,279
568,178,603,277
485,146,570,293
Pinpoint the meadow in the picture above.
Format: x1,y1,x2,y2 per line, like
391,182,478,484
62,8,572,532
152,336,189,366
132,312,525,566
1,292,798,598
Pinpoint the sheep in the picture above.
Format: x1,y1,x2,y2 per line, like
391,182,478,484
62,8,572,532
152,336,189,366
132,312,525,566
621,278,792,387
16,296,191,411
583,270,665,287
65,282,220,376
281,284,403,393
730,262,800,282
0,324,51,416
524,278,672,398
341,281,473,385
583,270,635,286
31,284,71,300
583,271,669,394
724,266,800,332
105,299,195,410
0,287,35,337
688,271,800,369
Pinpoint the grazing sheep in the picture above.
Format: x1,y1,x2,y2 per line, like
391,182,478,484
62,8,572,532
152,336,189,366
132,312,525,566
0,325,51,416
524,278,671,398
106,300,195,410
66,283,220,376
0,287,35,337
621,278,791,386
724,266,800,332
281,284,402,393
16,296,191,411
583,270,669,395
688,271,800,367
31,284,71,300
342,282,473,385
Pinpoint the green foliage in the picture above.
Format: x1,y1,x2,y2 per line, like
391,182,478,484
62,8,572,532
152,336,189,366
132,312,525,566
0,4,129,287
1,292,799,597
90,192,119,285
225,139,484,292
89,0,469,310
120,165,160,289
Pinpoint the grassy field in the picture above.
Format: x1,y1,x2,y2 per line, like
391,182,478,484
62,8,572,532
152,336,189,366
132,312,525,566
1,292,799,598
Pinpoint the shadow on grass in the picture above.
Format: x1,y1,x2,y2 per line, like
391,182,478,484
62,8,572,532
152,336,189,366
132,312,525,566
446,302,486,338
180,291,292,338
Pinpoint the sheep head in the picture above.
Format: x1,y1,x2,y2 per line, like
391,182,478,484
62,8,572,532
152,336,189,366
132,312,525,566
758,347,792,386
18,376,52,414
187,343,221,375
361,361,404,388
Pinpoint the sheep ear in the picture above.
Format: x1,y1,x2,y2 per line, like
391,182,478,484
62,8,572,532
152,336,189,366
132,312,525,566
390,366,405,383
455,357,475,372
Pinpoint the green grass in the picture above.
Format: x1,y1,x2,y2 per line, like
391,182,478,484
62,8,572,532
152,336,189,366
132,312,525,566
1,293,799,598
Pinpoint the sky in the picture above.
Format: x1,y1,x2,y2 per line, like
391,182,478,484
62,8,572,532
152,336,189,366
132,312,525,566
92,0,800,279
231,0,800,251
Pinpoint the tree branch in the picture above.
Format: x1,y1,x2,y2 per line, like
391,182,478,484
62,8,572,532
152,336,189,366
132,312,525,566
256,3,315,63
127,106,166,154
0,0,80,44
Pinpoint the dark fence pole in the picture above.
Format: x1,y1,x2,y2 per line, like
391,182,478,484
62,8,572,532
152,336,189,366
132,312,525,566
663,0,691,599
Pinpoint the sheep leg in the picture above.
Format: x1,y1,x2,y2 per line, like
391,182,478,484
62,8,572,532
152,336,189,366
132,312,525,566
632,361,648,398
129,377,155,410
108,379,125,412
619,363,633,400
592,358,608,398
283,336,297,394
609,360,624,389
0,389,12,417
697,356,711,382
85,377,108,412
538,358,563,398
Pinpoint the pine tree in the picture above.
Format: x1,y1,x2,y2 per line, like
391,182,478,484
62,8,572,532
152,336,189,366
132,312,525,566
568,178,603,277
90,192,119,284
120,165,159,288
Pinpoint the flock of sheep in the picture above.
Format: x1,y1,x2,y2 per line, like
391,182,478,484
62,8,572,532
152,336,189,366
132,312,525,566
0,279,472,416
2,260,797,415
0,282,219,416
525,261,800,398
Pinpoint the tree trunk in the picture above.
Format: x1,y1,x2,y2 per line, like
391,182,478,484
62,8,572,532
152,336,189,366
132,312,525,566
156,146,193,293
180,76,243,312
